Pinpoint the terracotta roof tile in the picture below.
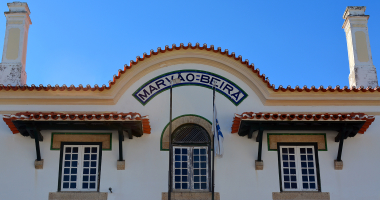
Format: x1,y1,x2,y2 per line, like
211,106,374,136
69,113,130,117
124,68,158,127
0,43,378,93
231,112,375,134
3,112,151,134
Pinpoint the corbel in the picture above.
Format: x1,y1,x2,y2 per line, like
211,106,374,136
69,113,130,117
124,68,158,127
255,127,264,170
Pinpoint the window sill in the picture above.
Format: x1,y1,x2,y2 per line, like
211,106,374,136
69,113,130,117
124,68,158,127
49,192,108,200
162,192,220,200
272,192,330,200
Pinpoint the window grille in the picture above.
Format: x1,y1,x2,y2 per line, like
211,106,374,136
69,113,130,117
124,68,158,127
172,124,210,144
173,146,209,191
279,145,318,191
171,123,210,191
60,145,100,191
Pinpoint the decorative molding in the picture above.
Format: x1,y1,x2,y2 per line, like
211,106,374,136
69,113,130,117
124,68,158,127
133,69,248,106
272,192,330,200
51,133,112,150
267,133,327,151
48,192,108,200
160,114,212,151
162,192,220,200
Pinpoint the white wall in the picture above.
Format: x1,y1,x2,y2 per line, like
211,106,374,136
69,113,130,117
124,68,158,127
0,63,379,199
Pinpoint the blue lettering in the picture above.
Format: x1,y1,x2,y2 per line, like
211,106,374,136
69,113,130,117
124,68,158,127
149,85,158,93
138,89,150,101
223,84,233,94
155,79,166,89
186,73,195,82
177,73,185,82
231,91,241,100
200,75,210,84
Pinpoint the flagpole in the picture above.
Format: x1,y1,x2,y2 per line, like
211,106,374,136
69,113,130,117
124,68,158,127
212,82,215,200
168,82,173,200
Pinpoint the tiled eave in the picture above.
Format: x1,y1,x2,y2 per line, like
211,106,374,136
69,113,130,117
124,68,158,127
232,112,375,138
3,112,151,137
0,43,379,93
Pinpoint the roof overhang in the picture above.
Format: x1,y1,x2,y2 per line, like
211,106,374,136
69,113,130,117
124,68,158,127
3,112,151,139
232,112,375,140
1,44,380,106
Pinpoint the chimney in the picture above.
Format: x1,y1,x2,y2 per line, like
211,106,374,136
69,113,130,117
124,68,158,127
343,6,378,88
0,2,31,86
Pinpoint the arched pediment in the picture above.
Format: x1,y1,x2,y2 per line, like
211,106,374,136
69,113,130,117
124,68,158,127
1,43,380,106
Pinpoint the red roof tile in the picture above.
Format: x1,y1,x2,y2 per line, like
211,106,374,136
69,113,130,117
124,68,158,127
232,112,375,134
0,43,379,93
3,112,151,134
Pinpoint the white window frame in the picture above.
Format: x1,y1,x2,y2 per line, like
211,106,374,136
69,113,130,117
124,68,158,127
279,144,319,192
172,146,209,192
60,144,101,192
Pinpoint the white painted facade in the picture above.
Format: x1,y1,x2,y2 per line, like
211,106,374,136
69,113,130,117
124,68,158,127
0,2,379,200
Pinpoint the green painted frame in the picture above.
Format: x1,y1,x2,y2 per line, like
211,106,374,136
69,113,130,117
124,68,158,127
51,132,112,150
160,114,213,151
132,69,248,106
267,133,327,151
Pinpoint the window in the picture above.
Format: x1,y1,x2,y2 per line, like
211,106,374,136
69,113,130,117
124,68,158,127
171,124,211,192
58,142,102,191
278,143,320,192
173,146,209,190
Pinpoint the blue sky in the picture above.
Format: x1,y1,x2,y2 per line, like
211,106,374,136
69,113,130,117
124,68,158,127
1,0,380,88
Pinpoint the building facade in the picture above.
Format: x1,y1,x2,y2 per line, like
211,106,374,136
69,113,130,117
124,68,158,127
0,2,379,200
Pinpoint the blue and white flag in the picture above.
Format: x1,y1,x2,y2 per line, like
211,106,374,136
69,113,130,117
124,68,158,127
212,103,224,157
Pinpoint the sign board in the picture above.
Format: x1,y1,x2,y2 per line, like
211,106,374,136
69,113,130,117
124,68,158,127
133,70,248,106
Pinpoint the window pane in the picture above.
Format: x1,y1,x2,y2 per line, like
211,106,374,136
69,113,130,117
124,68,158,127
91,147,97,153
281,146,319,192
84,147,91,153
175,149,181,154
194,149,199,155
63,183,69,188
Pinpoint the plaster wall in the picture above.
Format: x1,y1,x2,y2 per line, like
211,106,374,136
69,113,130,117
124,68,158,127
0,63,379,199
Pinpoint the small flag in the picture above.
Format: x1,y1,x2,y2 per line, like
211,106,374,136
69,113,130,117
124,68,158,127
212,82,224,157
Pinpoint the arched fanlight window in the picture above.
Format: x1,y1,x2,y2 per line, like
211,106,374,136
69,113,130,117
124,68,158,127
172,124,210,144
171,123,211,191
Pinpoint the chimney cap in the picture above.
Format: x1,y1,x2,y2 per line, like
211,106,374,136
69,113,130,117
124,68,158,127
6,2,30,15
343,6,366,19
